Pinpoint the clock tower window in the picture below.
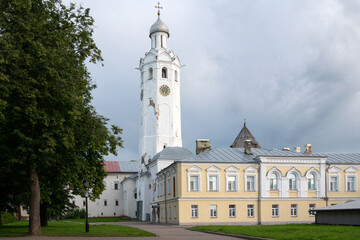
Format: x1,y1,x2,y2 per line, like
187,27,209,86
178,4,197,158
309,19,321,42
174,70,178,82
148,68,153,79
162,67,168,78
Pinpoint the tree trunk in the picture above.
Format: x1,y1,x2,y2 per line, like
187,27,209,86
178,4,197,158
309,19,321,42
40,202,48,227
29,165,41,235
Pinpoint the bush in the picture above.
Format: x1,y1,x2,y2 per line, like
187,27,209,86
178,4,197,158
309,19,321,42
1,211,16,224
65,208,86,219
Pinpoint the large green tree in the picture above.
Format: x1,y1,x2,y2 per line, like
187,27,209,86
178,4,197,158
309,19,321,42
0,0,123,235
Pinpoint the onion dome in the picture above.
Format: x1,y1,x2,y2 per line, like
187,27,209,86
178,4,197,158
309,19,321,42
149,17,170,37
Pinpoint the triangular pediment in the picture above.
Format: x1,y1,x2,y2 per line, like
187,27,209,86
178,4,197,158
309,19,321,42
345,166,358,173
225,166,239,172
244,166,258,173
328,166,341,173
187,165,201,172
206,165,221,172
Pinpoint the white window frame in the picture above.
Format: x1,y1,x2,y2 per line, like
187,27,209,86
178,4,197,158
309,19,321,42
244,166,258,192
167,177,171,195
246,175,256,191
206,166,221,192
189,174,200,192
191,205,198,218
289,173,298,190
346,175,356,192
272,204,279,217
329,175,339,192
345,167,358,192
210,205,217,218
247,205,254,217
229,205,236,217
225,166,239,192
291,204,297,217
207,174,220,192
309,204,316,216
187,166,202,192
307,173,316,190
226,174,238,192
270,173,278,190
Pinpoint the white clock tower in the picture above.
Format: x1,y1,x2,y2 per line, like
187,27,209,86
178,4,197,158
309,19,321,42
138,10,182,164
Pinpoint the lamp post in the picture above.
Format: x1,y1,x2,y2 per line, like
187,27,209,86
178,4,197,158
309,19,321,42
83,180,89,233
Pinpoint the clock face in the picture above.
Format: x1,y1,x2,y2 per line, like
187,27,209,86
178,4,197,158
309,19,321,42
159,85,170,97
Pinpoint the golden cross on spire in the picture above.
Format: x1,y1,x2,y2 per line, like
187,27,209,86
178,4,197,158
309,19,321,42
155,2,163,16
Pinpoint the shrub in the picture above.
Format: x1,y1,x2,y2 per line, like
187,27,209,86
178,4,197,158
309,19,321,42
1,211,16,224
65,208,86,219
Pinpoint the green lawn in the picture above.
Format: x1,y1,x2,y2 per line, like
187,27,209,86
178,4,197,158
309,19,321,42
0,220,155,237
191,224,360,240
65,216,135,223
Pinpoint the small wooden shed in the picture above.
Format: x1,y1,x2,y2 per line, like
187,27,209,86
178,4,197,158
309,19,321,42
314,200,360,226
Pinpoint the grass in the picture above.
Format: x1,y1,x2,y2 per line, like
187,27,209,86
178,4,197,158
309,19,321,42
0,220,155,237
191,224,360,240
65,216,135,223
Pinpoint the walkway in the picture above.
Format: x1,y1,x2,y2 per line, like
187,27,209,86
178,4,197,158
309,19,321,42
0,222,242,240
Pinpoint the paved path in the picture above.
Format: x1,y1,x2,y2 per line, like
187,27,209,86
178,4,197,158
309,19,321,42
0,222,242,240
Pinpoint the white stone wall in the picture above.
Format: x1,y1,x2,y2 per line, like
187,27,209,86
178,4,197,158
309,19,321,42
73,172,133,217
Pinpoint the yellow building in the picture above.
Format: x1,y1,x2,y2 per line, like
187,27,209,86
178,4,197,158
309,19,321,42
154,126,360,225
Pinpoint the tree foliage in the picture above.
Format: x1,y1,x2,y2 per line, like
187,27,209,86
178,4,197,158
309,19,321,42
0,0,123,234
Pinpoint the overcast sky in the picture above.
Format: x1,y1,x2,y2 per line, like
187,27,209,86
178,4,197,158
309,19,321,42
63,0,360,161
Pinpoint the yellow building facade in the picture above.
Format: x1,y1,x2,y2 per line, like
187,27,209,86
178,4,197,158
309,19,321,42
155,147,360,225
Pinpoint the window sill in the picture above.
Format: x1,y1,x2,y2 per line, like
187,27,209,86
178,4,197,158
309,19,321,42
272,216,279,218
210,216,218,218
291,216,298,217
270,189,279,192
229,216,236,218
246,190,256,192
247,216,254,218
226,190,238,192
208,190,219,192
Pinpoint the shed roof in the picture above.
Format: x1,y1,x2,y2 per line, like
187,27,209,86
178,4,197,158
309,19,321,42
315,200,360,211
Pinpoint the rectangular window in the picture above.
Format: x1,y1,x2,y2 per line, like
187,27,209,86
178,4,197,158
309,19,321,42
83,201,86,207
191,205,198,218
160,182,163,196
210,205,217,218
114,183,119,190
229,205,236,217
246,176,255,191
330,176,338,191
190,176,199,191
208,175,218,191
115,200,119,206
169,206,171,219
173,176,176,197
272,204,279,217
291,204,297,217
104,200,108,206
227,176,236,191
247,205,254,217
347,176,355,191
270,178,277,190
309,204,316,216
161,207,163,219
174,205,177,219
167,178,171,195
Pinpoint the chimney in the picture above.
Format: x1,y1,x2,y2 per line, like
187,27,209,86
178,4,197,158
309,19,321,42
244,139,252,155
294,147,301,153
282,148,290,151
304,144,312,154
196,139,211,155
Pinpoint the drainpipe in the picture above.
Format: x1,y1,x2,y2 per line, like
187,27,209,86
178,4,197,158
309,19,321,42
258,163,261,225
325,164,329,206
164,173,167,223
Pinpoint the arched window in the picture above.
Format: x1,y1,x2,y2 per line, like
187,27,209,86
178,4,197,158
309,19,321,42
270,173,278,190
162,67,167,78
308,173,316,190
174,70,178,82
289,173,297,190
148,68,153,79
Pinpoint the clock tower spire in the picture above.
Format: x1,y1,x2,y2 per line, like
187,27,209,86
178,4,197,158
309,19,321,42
138,9,182,164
